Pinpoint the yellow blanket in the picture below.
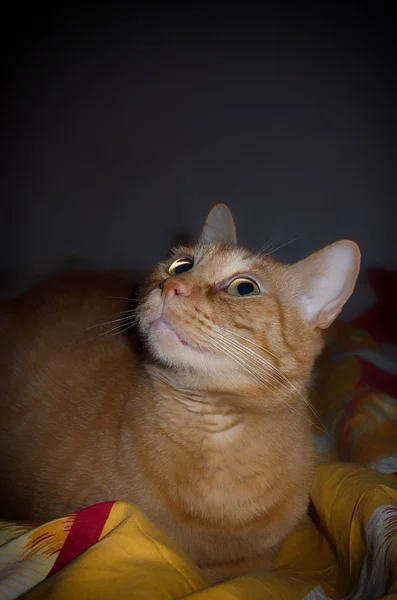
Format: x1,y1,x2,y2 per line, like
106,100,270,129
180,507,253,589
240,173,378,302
1,465,397,599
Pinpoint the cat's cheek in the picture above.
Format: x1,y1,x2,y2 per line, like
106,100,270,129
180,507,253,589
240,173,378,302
136,296,164,333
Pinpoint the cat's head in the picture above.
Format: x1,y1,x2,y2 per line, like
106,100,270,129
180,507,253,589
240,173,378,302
137,204,360,393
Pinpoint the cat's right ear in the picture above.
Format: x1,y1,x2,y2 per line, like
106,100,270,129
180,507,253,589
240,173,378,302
199,204,237,245
292,240,361,329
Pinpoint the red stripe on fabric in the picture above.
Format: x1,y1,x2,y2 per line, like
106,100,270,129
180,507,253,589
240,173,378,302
48,501,114,576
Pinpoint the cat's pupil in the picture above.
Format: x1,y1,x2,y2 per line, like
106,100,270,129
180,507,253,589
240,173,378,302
237,281,254,295
175,263,192,275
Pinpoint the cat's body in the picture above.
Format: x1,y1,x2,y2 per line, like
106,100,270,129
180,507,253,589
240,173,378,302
0,205,360,582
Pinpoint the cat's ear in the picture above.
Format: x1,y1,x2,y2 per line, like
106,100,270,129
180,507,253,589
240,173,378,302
293,241,361,329
199,204,237,245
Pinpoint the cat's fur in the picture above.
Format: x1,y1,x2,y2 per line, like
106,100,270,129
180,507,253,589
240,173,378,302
0,205,360,582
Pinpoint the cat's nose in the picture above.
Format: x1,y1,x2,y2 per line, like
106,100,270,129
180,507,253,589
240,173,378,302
160,277,191,300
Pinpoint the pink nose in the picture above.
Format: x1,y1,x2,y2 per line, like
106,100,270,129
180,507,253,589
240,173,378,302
160,277,191,300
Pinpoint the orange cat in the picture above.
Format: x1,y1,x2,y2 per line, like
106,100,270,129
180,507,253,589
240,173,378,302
0,205,360,582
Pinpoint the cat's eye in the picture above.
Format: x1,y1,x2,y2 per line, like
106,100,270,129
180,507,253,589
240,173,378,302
168,257,194,276
226,277,260,297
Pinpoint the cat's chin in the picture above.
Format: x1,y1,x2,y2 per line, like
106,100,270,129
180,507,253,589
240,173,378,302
146,317,217,369
151,318,191,347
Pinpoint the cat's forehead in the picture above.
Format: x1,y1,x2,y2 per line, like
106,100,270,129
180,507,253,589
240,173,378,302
193,244,261,280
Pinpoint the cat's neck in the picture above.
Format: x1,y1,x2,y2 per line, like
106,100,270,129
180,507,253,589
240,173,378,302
144,361,308,408
139,362,310,443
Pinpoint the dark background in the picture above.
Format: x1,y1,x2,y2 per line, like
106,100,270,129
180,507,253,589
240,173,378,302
1,2,396,300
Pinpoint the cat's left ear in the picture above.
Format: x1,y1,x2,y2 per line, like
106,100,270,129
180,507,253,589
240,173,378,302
199,204,237,245
293,240,361,329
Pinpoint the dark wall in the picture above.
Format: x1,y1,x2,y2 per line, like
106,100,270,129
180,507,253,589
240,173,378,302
2,3,396,296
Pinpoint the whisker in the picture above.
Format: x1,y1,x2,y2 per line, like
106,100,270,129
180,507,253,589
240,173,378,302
238,344,325,432
237,343,323,432
106,308,137,317
120,321,138,335
210,337,284,398
219,334,325,431
208,337,320,430
213,327,326,433
257,236,280,256
217,328,324,424
215,325,279,361
262,236,301,257
216,332,286,387
209,338,272,391
85,311,137,331
98,296,140,302
216,333,298,397
87,317,138,340
220,331,294,387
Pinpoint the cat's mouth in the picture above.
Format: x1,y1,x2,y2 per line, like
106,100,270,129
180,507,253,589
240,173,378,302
149,317,191,347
